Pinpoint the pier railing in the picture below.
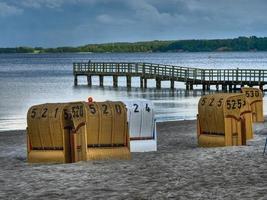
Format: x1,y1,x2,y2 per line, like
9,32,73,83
73,62,267,84
73,61,267,91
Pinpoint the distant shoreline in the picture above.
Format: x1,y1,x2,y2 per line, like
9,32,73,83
1,36,267,54
1,50,267,55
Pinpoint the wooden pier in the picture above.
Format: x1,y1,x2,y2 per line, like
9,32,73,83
73,61,267,91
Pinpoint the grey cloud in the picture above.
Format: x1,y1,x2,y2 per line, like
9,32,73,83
18,0,100,9
74,0,267,43
96,14,135,25
1,0,267,46
21,0,64,8
0,2,23,17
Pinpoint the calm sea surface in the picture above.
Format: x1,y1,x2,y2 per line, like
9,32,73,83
1,52,267,131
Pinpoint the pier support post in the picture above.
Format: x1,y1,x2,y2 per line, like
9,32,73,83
74,75,78,86
170,80,175,90
234,85,237,91
190,83,193,90
126,76,131,88
260,85,263,91
216,84,219,91
229,84,232,92
140,77,144,88
87,75,92,86
186,83,190,90
144,78,147,88
99,75,104,87
202,84,206,91
222,84,227,92
113,76,118,87
156,78,161,89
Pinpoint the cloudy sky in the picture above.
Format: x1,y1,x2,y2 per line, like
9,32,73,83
0,0,266,47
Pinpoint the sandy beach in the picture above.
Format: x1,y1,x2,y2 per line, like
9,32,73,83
0,120,267,200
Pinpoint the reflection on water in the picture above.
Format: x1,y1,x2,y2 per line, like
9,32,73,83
0,81,246,132
1,52,267,131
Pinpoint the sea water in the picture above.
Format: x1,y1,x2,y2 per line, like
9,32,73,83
1,52,267,131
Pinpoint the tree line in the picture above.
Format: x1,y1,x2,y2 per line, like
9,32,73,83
1,36,267,53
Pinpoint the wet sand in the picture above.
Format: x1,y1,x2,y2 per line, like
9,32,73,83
0,120,267,200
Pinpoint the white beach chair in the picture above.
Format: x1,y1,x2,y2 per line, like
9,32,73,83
123,100,157,152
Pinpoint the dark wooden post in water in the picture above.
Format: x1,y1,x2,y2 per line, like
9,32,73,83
229,84,232,92
234,85,237,91
126,76,131,88
156,78,161,89
222,84,227,91
140,77,144,88
190,83,193,90
99,75,104,87
113,76,118,87
144,78,147,88
216,84,219,91
202,84,205,91
170,79,175,90
87,75,92,86
74,75,78,86
260,85,263,91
